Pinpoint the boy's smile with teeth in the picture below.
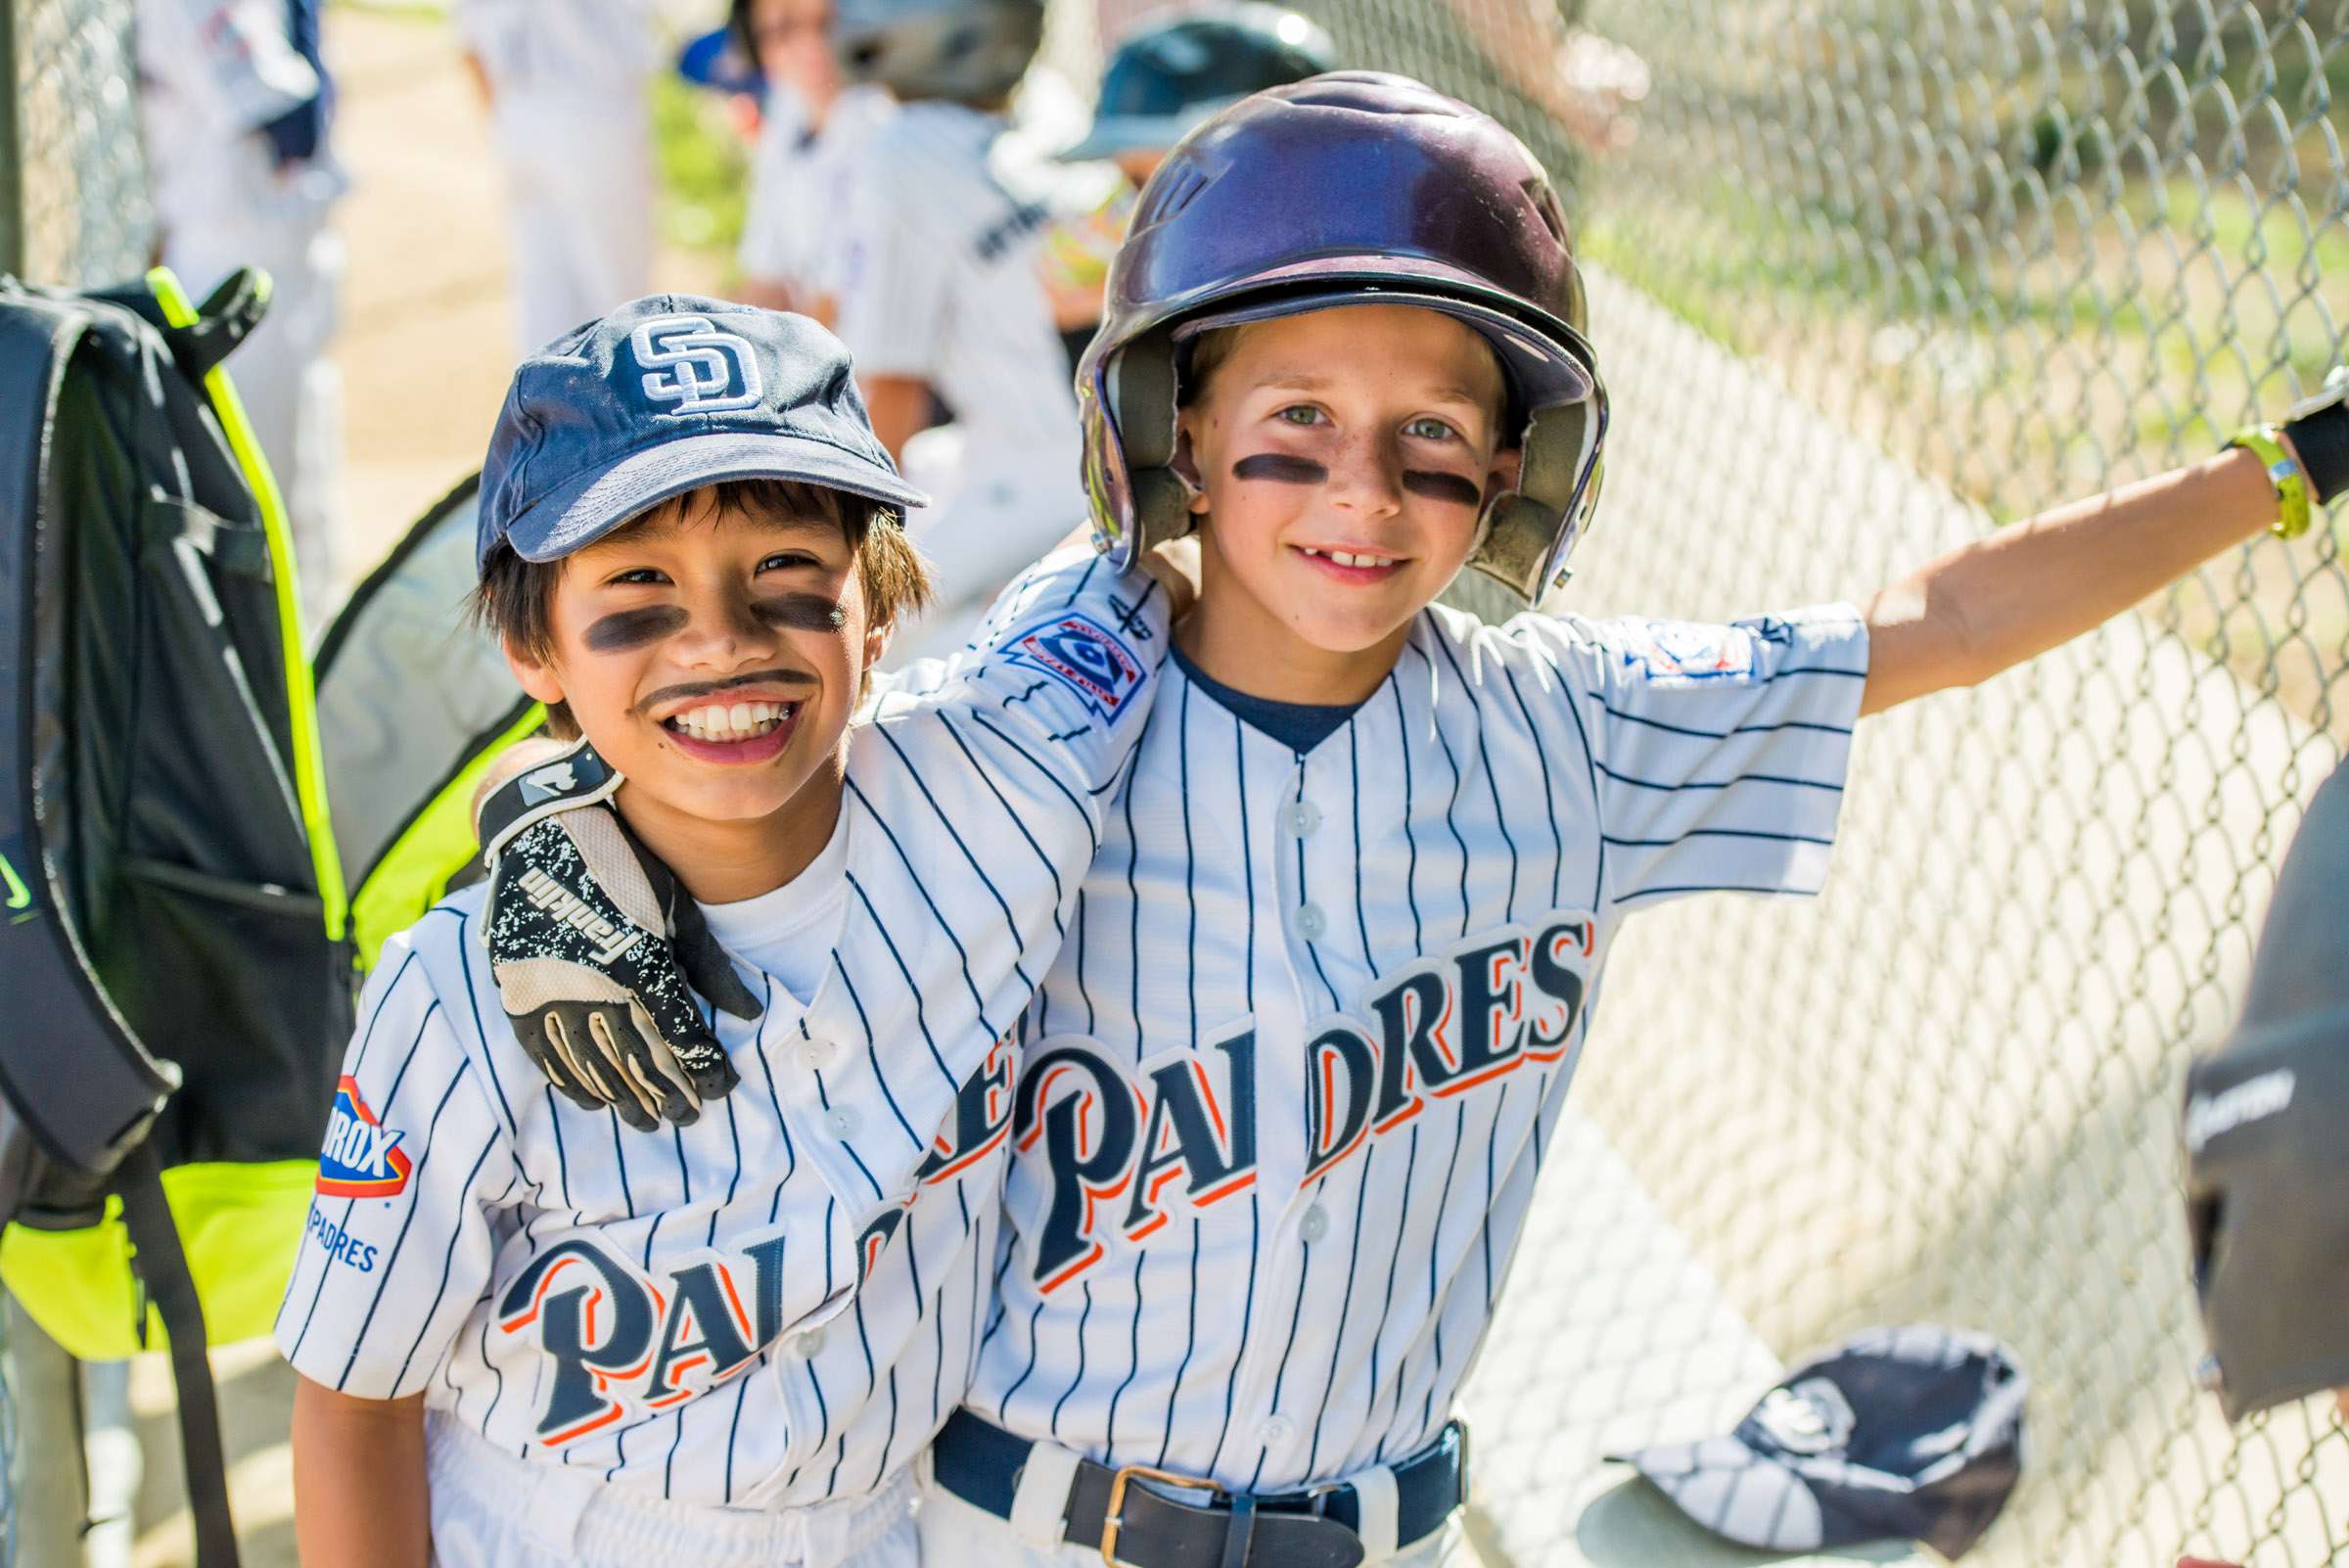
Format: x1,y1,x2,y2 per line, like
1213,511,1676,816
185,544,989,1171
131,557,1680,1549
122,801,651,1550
1175,303,1519,702
663,698,799,741
1296,545,1405,572
509,492,884,851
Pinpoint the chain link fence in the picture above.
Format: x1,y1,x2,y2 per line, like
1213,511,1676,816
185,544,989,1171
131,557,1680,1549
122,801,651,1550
3,0,148,283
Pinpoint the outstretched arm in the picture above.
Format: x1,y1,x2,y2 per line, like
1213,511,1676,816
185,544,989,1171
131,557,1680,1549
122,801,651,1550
1863,382,2344,716
1862,447,2280,715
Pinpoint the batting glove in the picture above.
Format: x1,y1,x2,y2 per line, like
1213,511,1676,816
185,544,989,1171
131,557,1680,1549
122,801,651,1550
478,739,761,1130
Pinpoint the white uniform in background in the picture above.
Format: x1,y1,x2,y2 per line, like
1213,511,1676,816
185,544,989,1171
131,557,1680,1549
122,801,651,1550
737,83,896,314
455,0,659,355
834,101,1093,662
137,0,347,625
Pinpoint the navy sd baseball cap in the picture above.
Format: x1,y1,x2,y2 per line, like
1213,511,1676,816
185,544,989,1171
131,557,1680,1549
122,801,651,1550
1617,1325,2028,1560
476,296,928,572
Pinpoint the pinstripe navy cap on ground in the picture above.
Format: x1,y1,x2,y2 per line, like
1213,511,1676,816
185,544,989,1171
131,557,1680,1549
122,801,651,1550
1617,1325,2028,1560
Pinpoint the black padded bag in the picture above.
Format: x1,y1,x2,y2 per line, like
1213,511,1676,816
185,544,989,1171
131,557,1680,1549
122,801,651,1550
0,271,356,1568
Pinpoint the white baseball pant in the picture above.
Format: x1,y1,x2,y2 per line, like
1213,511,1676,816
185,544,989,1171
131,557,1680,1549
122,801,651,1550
423,1411,920,1568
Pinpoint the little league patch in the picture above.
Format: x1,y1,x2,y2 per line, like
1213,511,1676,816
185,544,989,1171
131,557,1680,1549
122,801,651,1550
1003,612,1148,722
1614,619,1759,685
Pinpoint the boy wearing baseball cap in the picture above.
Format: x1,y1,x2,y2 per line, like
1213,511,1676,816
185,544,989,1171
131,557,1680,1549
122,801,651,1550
470,74,2349,1568
276,297,1185,1568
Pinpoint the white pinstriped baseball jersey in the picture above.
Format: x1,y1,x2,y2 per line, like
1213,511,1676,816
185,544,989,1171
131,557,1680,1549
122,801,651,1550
833,102,1091,604
275,550,1171,1509
738,85,896,308
967,601,1870,1492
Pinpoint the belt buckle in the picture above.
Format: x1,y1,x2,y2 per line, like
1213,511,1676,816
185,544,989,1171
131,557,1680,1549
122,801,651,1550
1101,1463,1223,1568
1300,1478,1347,1518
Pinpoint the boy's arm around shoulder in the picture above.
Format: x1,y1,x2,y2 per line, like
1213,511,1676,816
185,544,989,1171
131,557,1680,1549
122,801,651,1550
1861,380,2345,715
871,536,1192,808
292,1377,429,1568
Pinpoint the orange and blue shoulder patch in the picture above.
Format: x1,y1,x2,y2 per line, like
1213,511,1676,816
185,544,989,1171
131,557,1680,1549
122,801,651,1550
1002,611,1148,723
316,1075,416,1198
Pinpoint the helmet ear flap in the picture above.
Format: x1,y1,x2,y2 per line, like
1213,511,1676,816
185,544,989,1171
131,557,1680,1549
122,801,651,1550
1108,328,1195,558
1469,392,1607,602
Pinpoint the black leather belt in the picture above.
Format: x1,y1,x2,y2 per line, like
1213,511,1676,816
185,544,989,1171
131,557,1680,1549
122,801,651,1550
929,1408,1468,1568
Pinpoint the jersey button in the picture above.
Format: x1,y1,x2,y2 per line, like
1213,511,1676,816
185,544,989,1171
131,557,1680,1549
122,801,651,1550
792,1325,826,1358
1298,1205,1330,1245
1258,1414,1295,1447
1292,902,1327,942
826,1107,860,1140
799,1038,839,1072
1283,801,1321,837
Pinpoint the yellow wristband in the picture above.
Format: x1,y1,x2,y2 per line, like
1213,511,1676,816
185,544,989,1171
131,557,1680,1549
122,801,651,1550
2228,426,2313,540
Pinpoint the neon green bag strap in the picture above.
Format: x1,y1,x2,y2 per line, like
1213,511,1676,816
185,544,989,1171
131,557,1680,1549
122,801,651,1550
146,265,349,943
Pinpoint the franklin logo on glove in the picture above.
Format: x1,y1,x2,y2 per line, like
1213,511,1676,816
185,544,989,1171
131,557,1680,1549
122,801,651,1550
514,864,642,965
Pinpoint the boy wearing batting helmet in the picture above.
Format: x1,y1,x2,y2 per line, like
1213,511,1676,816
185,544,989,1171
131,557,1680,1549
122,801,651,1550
475,71,2349,1568
276,297,1192,1568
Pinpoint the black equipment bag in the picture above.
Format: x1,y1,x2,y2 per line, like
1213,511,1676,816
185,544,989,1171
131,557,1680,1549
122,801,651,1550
0,268,357,1568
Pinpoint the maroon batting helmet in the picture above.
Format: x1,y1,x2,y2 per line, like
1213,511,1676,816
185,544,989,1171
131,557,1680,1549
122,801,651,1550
1077,70,1608,604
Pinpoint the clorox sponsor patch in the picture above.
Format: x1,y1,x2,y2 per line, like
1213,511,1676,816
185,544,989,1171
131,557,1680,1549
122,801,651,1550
1002,611,1148,722
1612,619,1757,685
316,1076,415,1198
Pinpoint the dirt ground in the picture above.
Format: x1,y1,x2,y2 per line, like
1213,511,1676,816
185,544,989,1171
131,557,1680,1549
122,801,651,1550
323,1,721,596
113,8,719,1564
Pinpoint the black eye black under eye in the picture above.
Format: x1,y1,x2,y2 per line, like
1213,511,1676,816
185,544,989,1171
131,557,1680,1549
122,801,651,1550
754,593,850,632
1233,454,1329,484
1401,470,1486,506
585,605,688,652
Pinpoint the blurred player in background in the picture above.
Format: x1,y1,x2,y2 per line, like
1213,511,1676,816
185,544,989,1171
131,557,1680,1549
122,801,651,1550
2176,751,2349,1568
456,0,659,354
137,0,345,623
731,0,897,325
1036,3,1334,360
827,0,1095,660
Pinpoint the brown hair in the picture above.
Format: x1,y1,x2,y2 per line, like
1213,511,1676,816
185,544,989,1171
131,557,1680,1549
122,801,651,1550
473,478,933,735
1178,325,1243,408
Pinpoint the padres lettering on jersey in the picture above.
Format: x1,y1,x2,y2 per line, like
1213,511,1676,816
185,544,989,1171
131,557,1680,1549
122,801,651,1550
970,602,1868,1494
278,551,1168,1507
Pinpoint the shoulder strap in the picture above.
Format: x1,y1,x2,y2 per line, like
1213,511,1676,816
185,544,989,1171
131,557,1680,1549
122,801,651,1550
147,266,349,945
114,1142,243,1568
0,290,179,1183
